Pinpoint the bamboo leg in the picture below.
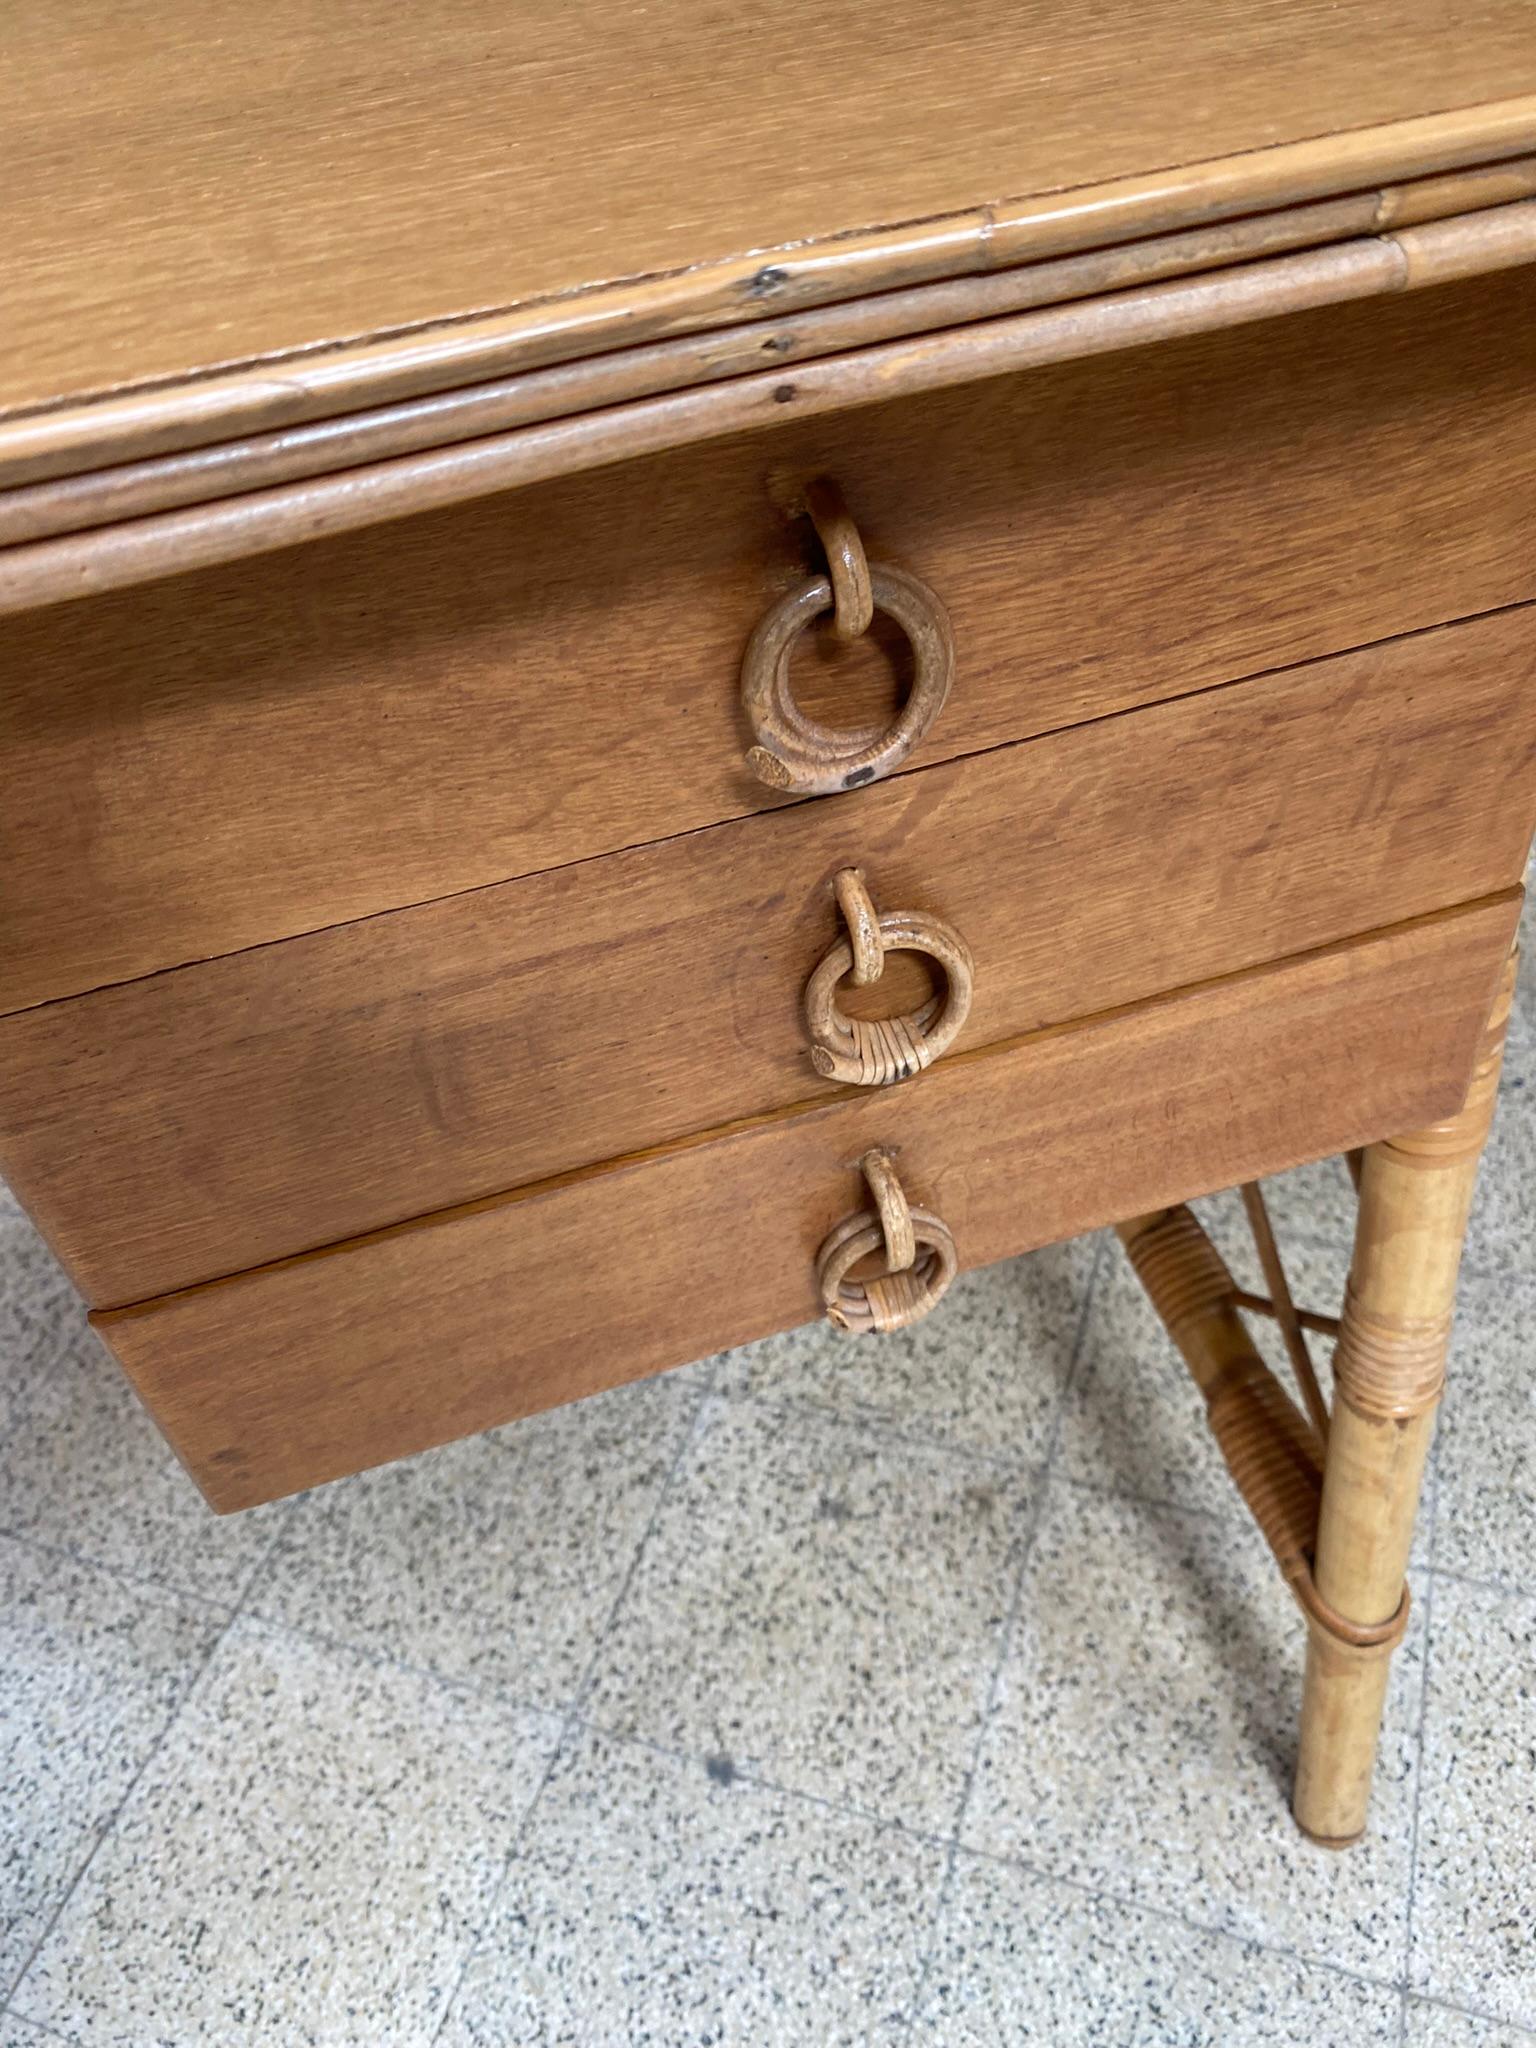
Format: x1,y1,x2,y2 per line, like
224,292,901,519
1293,950,1516,1847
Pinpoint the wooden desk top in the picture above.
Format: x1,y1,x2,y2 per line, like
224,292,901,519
4,6,1536,614
7,3,1536,428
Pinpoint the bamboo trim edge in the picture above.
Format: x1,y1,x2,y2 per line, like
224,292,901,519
5,93,1536,492
1,198,1534,614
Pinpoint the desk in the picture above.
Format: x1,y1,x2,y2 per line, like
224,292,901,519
3,1,1534,1847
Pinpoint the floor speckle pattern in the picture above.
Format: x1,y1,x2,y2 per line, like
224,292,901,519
2,901,1531,2043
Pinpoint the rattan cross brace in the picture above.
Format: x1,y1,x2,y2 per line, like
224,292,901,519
1116,1210,1329,1605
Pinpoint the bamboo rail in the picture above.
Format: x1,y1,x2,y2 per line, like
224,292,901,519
1116,1205,1337,1623
1,199,1533,616
4,99,1536,490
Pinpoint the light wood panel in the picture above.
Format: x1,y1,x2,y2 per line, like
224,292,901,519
5,607,1533,1305
5,0,1536,459
94,896,1521,1512
4,270,1536,1017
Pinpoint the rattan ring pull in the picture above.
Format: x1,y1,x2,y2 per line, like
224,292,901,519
741,563,954,796
804,869,975,1086
817,1149,958,1334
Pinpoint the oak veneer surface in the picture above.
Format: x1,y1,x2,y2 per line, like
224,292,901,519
5,198,1535,605
94,897,1520,1511
4,273,1535,1017
2,173,1533,544
6,2,1536,426
6,606,1533,1307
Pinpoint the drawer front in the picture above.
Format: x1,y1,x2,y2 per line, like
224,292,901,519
93,897,1518,1511
4,269,1536,1015
5,605,1534,1306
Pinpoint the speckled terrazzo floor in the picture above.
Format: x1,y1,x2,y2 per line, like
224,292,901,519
2,904,1533,2046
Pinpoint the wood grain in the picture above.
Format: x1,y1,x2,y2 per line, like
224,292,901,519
5,607,1534,1306
4,270,1535,1017
8,163,1536,535
92,896,1521,1511
0,196,1371,512
6,205,1536,611
5,0,1536,471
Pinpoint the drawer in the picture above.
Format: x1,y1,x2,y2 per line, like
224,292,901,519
3,269,1536,1015
94,895,1519,1510
5,604,1534,1306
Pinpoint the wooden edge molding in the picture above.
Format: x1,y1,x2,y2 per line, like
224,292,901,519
1,197,1534,616
9,162,1536,554
3,95,1535,492
0,193,1386,548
